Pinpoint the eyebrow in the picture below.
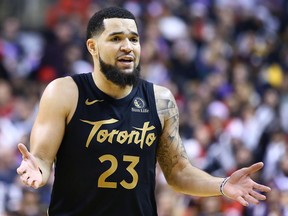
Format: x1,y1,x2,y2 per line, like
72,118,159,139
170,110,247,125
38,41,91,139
108,31,139,37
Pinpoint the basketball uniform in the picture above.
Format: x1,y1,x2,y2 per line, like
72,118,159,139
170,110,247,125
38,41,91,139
48,72,162,216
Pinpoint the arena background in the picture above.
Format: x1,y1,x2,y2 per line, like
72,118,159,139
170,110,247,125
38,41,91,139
0,0,288,215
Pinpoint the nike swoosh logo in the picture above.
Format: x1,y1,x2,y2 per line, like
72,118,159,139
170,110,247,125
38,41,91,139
85,99,104,105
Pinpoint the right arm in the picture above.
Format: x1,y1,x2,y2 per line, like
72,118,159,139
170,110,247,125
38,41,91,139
17,77,78,188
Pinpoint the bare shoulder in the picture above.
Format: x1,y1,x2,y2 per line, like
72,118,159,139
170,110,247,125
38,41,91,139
40,76,78,120
154,84,174,100
43,77,78,101
44,76,77,96
153,84,178,126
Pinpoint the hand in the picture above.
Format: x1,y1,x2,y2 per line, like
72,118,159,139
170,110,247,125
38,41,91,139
223,162,271,206
16,143,43,189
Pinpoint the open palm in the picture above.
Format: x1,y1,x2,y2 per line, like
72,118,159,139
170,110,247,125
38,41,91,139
223,162,271,206
16,143,43,189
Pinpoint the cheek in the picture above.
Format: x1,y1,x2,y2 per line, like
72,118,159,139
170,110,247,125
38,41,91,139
135,47,141,63
98,49,115,63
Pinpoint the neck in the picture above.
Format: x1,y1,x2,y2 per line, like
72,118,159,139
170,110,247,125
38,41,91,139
92,71,133,99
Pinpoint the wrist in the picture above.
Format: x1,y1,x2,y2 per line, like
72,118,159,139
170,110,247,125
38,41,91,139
220,177,230,196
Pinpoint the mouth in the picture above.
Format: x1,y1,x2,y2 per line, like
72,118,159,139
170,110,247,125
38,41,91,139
117,55,134,68
118,55,134,61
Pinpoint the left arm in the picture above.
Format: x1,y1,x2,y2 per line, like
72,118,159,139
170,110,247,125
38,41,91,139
154,85,271,206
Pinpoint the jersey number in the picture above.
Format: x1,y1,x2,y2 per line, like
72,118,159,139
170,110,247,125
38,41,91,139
98,154,139,189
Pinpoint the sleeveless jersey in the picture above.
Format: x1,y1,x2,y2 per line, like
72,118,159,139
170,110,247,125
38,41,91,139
48,73,162,216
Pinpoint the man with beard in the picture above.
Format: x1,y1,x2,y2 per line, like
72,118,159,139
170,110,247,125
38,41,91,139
16,7,271,216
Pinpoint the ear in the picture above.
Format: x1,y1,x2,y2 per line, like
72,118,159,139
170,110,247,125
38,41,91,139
86,38,97,56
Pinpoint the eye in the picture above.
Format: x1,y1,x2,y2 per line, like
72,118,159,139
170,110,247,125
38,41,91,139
130,37,139,43
111,36,121,42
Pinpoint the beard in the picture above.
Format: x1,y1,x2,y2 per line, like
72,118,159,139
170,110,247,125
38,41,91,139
99,57,140,88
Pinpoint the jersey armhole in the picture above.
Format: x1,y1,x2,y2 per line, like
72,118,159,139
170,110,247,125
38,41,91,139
149,83,163,135
66,75,80,126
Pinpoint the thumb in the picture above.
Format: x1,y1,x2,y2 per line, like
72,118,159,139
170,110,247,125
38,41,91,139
230,162,264,182
18,143,30,159
243,162,264,175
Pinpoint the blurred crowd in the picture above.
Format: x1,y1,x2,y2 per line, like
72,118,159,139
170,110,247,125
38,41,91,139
0,0,288,215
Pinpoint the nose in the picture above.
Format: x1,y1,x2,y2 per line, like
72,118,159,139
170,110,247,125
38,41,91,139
120,38,133,52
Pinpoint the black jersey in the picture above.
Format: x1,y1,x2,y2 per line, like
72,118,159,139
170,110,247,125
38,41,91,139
48,73,162,216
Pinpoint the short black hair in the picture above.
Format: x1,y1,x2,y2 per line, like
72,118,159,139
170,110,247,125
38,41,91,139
86,7,137,39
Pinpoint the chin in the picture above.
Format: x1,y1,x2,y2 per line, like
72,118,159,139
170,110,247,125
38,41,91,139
120,68,134,74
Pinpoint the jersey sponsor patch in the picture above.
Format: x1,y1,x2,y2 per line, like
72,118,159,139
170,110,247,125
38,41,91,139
132,97,149,113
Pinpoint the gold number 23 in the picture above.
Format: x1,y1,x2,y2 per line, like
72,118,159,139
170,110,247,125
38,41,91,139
98,154,139,189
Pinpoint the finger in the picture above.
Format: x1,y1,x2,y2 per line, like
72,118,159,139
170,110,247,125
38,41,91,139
249,190,266,201
23,176,36,188
20,171,29,181
31,180,40,189
236,195,249,206
20,172,31,183
243,162,264,175
253,183,271,193
18,143,30,159
16,166,26,175
26,176,34,185
244,194,259,205
27,177,39,189
20,175,29,185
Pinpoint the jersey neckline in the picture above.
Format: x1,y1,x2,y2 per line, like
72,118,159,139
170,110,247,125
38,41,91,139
87,72,140,105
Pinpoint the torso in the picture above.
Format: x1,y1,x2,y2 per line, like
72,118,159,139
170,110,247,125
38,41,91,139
48,72,162,216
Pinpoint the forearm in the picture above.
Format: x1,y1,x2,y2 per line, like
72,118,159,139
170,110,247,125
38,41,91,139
167,164,225,197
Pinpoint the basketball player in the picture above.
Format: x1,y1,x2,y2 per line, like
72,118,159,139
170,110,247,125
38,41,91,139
17,6,271,215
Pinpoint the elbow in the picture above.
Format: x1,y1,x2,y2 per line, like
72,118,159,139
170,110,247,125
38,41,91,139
163,161,192,193
165,171,185,193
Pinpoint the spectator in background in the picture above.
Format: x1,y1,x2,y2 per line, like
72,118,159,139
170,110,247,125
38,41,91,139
0,17,44,82
35,18,77,83
0,17,24,79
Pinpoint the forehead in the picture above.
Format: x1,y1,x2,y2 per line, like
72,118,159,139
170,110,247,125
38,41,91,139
102,18,138,35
